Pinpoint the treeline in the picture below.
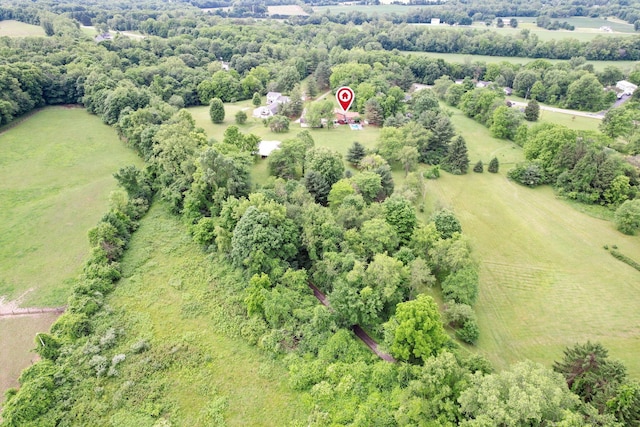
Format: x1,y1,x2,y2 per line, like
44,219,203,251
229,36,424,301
5,1,640,60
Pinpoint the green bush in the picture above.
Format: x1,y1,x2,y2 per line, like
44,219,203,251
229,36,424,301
609,250,640,272
614,199,640,235
51,312,92,340
456,320,480,344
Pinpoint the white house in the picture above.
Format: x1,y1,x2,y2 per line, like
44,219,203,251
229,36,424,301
258,140,281,157
431,18,441,25
266,92,290,105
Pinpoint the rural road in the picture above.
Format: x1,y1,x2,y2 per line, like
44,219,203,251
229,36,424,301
82,25,145,39
307,282,396,362
507,100,605,119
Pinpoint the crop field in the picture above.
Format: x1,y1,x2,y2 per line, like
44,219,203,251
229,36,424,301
0,20,45,37
405,51,639,73
424,108,640,376
0,107,141,307
93,202,308,425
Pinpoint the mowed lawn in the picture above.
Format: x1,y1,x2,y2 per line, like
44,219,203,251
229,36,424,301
0,107,141,306
426,109,640,376
0,20,45,37
103,202,308,426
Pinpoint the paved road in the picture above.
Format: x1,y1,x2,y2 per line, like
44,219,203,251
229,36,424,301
507,100,605,119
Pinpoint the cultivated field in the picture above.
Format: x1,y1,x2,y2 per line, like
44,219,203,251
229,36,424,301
426,108,640,376
0,20,45,37
0,107,141,307
90,202,308,425
405,51,639,73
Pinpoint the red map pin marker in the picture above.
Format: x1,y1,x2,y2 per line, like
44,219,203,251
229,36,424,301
336,86,355,112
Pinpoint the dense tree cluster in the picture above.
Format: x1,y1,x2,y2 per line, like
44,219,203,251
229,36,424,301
509,123,639,206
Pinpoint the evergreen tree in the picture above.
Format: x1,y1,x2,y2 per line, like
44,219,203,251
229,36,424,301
209,98,225,124
307,77,318,99
488,157,500,173
473,160,483,173
346,142,367,166
524,99,540,121
252,92,261,107
441,136,469,175
365,98,384,126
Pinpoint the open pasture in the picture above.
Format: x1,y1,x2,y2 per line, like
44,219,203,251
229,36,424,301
0,107,141,307
405,51,639,73
0,20,45,37
95,202,308,425
426,109,640,376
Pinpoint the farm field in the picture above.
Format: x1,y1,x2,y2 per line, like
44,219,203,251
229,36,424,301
84,201,308,425
0,107,141,307
0,313,59,397
404,51,639,73
0,20,45,37
426,108,640,376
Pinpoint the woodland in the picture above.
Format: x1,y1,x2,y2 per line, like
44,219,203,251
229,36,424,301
1,0,640,425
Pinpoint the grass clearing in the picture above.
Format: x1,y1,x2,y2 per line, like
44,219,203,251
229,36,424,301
423,108,640,376
0,20,45,37
0,107,141,307
404,51,639,73
189,99,380,158
99,201,308,425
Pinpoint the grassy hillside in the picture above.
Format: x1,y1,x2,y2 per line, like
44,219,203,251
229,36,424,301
0,107,141,307
68,201,308,426
426,108,640,376
0,20,45,37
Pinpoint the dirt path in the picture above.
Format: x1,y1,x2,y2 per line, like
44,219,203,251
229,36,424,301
0,292,65,318
507,100,605,119
307,282,396,362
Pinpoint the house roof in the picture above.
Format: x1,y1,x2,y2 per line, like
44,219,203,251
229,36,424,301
258,140,281,157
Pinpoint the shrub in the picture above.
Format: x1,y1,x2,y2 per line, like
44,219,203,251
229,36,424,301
473,160,483,173
614,199,640,235
51,312,91,340
456,319,480,344
432,209,462,239
235,110,247,124
508,162,546,187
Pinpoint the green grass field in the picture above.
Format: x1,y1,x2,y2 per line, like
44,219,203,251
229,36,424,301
424,108,640,376
405,51,639,73
413,21,637,43
0,20,45,37
0,107,141,307
95,201,308,425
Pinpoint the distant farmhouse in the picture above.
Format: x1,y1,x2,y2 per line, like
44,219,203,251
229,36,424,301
253,92,290,118
94,33,112,43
